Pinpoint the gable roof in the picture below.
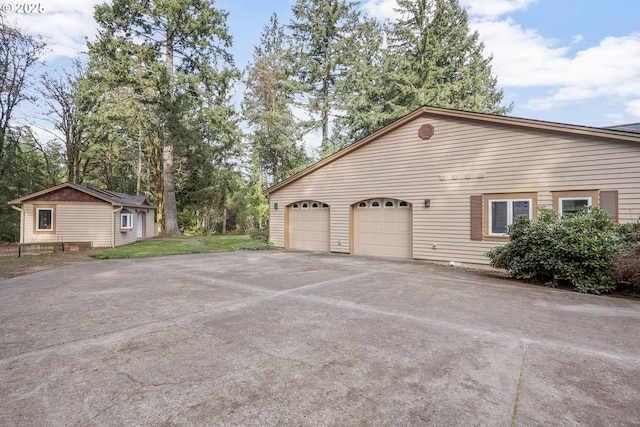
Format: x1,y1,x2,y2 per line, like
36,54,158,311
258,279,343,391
263,105,640,196
8,182,157,209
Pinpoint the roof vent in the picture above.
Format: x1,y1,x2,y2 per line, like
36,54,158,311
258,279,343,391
419,123,435,140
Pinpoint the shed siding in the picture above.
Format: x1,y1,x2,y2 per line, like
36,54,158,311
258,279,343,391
115,209,155,247
268,114,640,266
23,203,113,247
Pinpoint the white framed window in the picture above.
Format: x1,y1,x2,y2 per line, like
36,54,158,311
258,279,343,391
36,208,54,231
121,213,134,230
322,203,329,209
301,202,309,209
399,201,409,208
358,201,367,208
291,203,300,209
384,200,395,208
370,200,381,208
489,199,532,236
311,202,320,209
559,197,592,217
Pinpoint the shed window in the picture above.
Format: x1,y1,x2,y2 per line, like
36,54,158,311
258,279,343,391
36,208,54,231
121,213,134,230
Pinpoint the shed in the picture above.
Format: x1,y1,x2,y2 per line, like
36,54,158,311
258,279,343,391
263,106,640,267
9,183,158,248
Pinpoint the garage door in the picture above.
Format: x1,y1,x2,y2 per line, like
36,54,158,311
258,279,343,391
353,199,412,258
288,201,330,251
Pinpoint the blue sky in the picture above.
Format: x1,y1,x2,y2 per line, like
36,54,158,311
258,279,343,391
7,0,640,147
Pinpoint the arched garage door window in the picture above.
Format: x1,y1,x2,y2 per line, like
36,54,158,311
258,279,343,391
287,201,330,251
353,198,412,258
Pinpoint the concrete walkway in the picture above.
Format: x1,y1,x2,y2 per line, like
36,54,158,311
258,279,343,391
1,251,639,426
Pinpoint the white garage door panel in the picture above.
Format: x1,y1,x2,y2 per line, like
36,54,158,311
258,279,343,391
354,200,412,258
288,206,330,251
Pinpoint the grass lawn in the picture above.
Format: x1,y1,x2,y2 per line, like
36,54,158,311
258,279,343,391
90,235,274,259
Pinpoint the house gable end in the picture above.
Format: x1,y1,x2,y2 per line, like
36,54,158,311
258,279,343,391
22,187,107,204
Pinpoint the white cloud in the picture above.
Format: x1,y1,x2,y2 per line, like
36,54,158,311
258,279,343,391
5,0,104,60
362,0,398,20
625,100,640,118
460,0,536,19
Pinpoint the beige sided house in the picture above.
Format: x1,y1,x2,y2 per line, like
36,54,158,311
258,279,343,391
9,183,157,248
263,106,640,267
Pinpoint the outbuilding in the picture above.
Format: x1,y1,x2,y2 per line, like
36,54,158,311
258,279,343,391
9,183,158,248
263,106,640,267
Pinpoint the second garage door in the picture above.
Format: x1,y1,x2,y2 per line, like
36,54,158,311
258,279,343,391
353,199,412,258
288,201,330,251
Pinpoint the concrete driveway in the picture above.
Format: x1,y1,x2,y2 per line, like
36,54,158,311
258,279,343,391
1,251,639,426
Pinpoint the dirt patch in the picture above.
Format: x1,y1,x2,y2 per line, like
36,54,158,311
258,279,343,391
0,249,96,279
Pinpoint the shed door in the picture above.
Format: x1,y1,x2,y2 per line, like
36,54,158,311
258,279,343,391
288,201,330,251
136,211,144,239
354,199,412,258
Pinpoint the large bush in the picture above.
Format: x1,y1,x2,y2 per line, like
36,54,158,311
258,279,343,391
487,207,624,294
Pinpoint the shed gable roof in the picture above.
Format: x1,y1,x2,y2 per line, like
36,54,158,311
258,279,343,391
9,183,157,209
263,105,640,195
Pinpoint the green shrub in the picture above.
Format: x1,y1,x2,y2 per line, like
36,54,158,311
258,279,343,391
487,207,623,294
249,227,270,243
487,209,557,282
234,240,276,250
618,222,640,247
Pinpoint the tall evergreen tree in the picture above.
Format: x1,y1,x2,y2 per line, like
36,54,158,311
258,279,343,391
331,16,387,147
384,0,511,118
88,0,236,235
289,0,362,156
243,14,308,187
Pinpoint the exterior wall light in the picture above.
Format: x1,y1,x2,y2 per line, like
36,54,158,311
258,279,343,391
424,199,431,207
274,203,278,210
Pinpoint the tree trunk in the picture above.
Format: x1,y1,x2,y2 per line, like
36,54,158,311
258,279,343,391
160,25,181,236
162,144,181,235
222,205,227,234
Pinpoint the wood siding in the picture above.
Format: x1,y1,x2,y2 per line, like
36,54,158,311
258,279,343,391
268,114,640,266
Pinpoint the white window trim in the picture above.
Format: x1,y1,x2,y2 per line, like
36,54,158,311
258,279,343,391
398,201,409,208
36,208,54,231
370,199,381,208
488,199,532,236
384,199,395,208
558,197,592,217
121,213,134,230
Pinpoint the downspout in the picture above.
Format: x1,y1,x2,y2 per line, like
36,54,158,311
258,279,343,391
10,205,24,243
112,205,123,248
